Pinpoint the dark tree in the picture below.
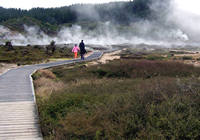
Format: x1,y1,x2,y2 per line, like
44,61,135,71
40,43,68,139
0,1,171,29
5,41,14,51
46,40,56,55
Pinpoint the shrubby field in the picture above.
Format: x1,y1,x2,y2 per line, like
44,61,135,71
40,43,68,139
34,50,200,140
0,45,73,65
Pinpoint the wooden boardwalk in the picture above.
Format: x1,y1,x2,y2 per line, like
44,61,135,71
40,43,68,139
0,52,103,139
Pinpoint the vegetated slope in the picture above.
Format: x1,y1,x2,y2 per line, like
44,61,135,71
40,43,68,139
0,45,73,65
1,17,58,34
0,0,170,33
34,54,200,139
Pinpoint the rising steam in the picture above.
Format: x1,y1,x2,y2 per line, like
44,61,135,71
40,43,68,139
0,0,200,47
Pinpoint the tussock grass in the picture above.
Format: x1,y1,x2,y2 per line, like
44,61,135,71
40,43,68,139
33,70,64,99
182,56,193,60
37,69,57,79
34,59,200,140
0,46,73,65
90,60,200,79
34,77,65,98
146,54,165,60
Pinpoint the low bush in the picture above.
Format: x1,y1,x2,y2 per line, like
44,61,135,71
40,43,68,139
90,60,200,79
182,56,193,60
146,55,165,60
0,46,73,64
34,59,200,140
196,57,200,61
36,77,200,140
37,69,56,79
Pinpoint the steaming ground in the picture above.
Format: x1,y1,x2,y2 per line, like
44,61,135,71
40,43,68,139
0,23,196,47
0,20,199,48
1,0,200,48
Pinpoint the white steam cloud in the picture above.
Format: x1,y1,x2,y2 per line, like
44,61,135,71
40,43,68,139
170,0,200,43
0,0,200,47
0,22,190,47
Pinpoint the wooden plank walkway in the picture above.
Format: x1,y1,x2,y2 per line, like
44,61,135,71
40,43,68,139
0,52,103,140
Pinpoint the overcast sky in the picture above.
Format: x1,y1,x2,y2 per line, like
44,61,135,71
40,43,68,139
0,0,129,9
175,0,200,15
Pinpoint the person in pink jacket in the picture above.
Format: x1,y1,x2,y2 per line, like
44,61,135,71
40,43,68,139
72,44,80,59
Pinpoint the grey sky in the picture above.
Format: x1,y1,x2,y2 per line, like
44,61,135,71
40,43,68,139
0,0,199,16
0,0,129,9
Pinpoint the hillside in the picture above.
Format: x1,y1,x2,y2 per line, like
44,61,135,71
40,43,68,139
0,0,170,33
1,17,58,34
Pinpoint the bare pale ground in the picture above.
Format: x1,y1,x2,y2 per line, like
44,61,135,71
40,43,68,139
86,50,122,66
185,60,200,67
0,63,18,75
173,51,200,67
98,50,121,64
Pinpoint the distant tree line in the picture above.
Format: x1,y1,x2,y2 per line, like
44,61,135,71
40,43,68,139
0,0,170,25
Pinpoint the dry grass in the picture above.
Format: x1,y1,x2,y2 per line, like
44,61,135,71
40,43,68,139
0,45,73,65
35,77,65,98
90,59,200,79
37,69,56,79
34,69,64,98
66,78,111,88
0,63,18,75
34,58,200,140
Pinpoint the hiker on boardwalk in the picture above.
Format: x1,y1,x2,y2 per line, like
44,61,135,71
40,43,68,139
79,40,87,60
72,44,80,59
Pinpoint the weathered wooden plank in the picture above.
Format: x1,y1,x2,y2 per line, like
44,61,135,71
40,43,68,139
0,52,103,139
0,124,40,129
0,101,42,139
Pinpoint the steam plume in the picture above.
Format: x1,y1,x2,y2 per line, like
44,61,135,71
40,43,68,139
0,0,200,47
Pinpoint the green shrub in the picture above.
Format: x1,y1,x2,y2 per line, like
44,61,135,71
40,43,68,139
146,55,165,60
88,60,200,79
35,59,200,139
37,77,200,140
0,46,73,64
197,57,200,61
182,56,193,60
92,69,107,77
